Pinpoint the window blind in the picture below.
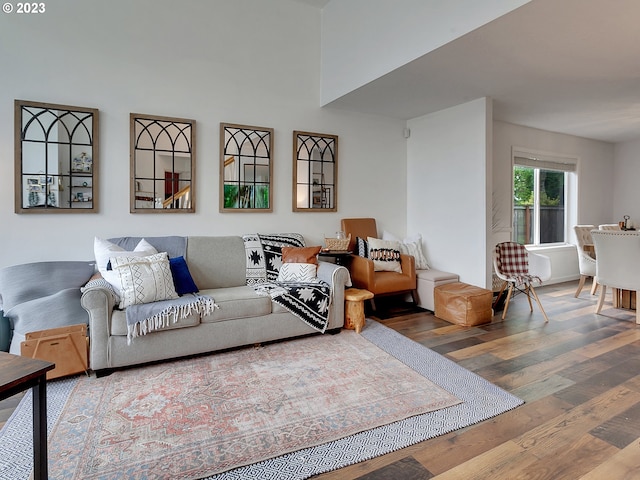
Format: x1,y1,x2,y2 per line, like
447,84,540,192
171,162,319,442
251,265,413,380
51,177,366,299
514,155,577,172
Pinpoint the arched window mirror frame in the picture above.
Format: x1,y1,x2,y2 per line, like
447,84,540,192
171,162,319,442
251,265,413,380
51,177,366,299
220,123,273,213
292,131,338,212
130,113,196,213
14,99,99,213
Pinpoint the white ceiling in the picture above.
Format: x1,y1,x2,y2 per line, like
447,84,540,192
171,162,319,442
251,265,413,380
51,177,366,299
323,0,640,144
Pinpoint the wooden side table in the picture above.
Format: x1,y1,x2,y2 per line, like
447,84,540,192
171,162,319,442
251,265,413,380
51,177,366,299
344,288,374,333
0,352,55,480
318,250,353,267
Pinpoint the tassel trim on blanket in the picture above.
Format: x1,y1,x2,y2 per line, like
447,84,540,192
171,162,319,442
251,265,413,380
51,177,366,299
127,294,219,344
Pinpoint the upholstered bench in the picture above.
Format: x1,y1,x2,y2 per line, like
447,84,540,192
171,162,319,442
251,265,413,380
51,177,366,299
415,269,460,311
434,282,493,326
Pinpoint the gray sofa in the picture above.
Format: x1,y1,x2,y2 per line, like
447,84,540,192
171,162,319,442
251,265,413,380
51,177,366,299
82,235,351,374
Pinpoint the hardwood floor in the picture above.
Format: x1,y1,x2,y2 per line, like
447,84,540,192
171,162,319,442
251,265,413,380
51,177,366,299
315,281,640,480
1,280,638,479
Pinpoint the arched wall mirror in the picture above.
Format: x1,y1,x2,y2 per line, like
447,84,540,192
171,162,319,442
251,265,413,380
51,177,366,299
293,131,338,212
220,123,273,212
130,113,195,213
14,99,99,213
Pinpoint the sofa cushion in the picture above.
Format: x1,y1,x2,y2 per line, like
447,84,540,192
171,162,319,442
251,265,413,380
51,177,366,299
186,236,247,289
110,308,200,336
200,286,272,323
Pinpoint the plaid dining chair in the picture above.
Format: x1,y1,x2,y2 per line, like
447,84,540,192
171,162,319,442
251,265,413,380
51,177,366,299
493,242,550,322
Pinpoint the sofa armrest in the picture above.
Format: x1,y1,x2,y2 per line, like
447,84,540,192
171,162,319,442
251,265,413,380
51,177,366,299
317,261,351,329
81,287,116,371
317,261,351,289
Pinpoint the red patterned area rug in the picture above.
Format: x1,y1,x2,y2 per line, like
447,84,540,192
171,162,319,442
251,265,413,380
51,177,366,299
48,328,461,479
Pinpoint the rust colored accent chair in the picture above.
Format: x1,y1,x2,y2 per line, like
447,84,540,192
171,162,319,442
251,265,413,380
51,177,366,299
340,218,417,308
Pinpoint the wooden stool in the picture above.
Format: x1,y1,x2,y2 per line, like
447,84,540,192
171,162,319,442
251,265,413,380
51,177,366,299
344,288,374,333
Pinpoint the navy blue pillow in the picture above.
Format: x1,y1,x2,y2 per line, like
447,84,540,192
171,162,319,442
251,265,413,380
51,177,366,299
169,256,199,296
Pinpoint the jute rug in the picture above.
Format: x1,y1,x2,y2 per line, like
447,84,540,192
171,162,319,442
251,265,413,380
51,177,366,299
0,320,523,479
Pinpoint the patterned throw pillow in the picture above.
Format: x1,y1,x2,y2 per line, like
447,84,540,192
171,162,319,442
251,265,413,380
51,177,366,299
110,252,179,309
94,237,158,296
355,237,369,258
382,231,430,270
277,263,317,282
398,240,430,270
367,237,403,273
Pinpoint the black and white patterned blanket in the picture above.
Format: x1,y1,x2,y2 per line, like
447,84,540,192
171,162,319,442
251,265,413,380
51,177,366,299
242,233,332,332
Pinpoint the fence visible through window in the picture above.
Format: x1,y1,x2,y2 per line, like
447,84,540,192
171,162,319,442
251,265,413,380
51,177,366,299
513,205,565,245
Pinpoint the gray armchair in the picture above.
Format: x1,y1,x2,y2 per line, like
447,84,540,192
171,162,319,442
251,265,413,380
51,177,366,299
0,261,94,354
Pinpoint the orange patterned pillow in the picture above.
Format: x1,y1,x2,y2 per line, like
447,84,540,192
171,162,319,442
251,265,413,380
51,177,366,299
281,246,322,265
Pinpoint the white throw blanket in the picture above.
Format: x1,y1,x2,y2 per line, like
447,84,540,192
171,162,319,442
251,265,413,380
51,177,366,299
126,293,218,344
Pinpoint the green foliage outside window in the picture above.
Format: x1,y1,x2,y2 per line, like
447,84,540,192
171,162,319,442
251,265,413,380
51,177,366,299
513,166,563,207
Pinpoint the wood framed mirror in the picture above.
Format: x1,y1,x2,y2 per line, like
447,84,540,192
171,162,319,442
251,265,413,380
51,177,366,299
130,113,195,213
220,123,273,212
293,131,338,212
15,100,99,213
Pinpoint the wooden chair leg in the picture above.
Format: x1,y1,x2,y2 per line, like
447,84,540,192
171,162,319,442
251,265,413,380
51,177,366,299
501,283,514,320
612,288,620,308
590,278,598,295
528,285,549,322
596,284,607,314
369,297,377,312
493,281,507,309
410,290,418,305
575,275,586,298
525,284,534,312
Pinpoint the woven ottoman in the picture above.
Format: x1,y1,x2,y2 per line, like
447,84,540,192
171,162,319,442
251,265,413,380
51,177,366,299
434,282,493,326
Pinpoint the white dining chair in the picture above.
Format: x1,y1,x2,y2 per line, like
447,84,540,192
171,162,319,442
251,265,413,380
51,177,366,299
573,225,598,297
591,230,640,324
598,224,621,231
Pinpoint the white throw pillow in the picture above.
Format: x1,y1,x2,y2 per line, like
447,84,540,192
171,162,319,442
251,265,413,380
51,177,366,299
93,237,158,296
367,237,403,273
110,252,179,309
382,231,430,270
277,263,317,282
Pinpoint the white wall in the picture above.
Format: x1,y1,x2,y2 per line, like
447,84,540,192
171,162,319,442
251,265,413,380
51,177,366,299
407,98,492,289
320,0,530,105
613,138,640,228
0,0,407,268
492,121,615,284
